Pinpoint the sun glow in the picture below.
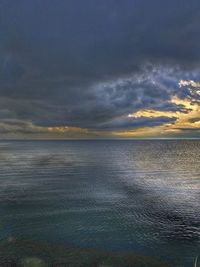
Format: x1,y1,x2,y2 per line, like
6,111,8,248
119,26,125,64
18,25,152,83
121,91,200,137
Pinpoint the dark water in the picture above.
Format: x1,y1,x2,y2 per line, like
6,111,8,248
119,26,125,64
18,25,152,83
0,140,200,266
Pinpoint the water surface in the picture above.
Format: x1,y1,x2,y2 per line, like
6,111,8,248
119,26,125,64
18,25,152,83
0,140,200,266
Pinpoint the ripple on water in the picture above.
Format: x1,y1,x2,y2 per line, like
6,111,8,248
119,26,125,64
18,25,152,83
0,140,200,267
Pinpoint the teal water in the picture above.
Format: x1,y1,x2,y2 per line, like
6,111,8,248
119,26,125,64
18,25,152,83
0,140,200,266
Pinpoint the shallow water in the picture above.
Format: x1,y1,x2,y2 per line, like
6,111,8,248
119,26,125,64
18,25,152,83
0,140,200,266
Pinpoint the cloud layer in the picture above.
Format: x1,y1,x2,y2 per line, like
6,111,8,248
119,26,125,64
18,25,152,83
0,0,200,138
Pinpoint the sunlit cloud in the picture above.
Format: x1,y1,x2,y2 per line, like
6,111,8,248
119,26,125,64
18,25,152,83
178,80,200,89
47,126,89,134
128,108,179,119
179,80,200,97
121,80,200,138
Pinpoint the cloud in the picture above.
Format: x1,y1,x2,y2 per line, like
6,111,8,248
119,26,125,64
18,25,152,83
0,119,102,139
0,1,200,138
120,95,200,138
179,80,200,88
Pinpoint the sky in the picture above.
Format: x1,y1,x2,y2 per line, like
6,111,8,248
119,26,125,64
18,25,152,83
0,0,200,139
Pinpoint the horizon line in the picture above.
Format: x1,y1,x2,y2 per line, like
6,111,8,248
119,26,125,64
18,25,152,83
0,137,200,141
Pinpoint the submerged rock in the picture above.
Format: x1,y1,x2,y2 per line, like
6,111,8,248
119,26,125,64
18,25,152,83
21,257,45,267
0,239,170,267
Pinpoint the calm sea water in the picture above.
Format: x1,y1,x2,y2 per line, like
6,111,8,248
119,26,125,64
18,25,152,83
0,140,200,266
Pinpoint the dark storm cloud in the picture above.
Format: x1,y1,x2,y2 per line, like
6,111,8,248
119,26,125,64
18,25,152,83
98,116,176,130
0,0,200,134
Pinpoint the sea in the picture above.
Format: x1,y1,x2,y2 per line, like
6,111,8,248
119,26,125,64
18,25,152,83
0,140,200,267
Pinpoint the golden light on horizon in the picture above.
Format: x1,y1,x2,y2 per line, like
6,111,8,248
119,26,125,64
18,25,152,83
118,92,200,138
43,93,200,138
